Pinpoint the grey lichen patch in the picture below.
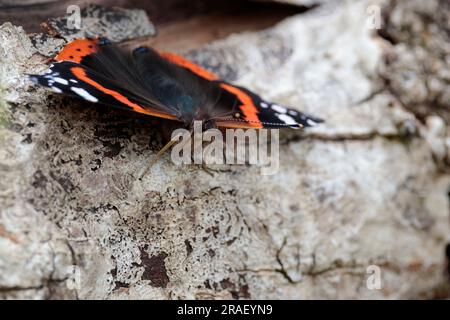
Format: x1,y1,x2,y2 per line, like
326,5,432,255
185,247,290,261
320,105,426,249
186,30,294,83
379,0,450,123
42,4,156,43
187,30,295,83
186,46,245,82
29,33,66,58
257,32,294,71
0,90,12,129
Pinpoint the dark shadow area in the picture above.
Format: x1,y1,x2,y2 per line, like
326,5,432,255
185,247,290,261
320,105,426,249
0,0,316,37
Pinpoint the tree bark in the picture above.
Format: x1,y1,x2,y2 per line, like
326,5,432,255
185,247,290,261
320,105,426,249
0,0,449,299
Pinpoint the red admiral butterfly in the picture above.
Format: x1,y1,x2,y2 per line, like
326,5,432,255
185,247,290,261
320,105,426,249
29,38,323,130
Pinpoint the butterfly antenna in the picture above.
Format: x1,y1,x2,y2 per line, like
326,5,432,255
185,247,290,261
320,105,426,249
139,133,182,179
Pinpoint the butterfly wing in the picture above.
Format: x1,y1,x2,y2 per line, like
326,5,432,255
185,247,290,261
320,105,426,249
213,82,324,129
30,61,180,120
30,38,323,129
159,51,219,81
158,51,324,129
29,38,181,121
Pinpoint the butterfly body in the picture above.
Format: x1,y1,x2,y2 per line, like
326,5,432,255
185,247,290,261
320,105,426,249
29,38,323,130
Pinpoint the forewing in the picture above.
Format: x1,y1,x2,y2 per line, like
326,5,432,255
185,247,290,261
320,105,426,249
213,82,324,129
29,38,181,121
157,51,323,129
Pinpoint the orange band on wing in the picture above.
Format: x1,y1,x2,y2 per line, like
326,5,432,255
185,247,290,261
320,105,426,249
159,51,219,81
70,67,178,120
56,39,99,63
215,121,262,129
219,83,263,128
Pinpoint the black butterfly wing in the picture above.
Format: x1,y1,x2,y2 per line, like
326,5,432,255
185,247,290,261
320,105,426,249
212,82,324,129
29,38,186,121
158,51,324,129
29,60,180,120
29,38,324,129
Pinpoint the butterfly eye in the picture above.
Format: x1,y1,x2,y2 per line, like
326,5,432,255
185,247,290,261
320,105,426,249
134,47,149,54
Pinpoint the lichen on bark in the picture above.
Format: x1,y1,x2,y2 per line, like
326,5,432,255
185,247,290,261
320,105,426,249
0,0,449,299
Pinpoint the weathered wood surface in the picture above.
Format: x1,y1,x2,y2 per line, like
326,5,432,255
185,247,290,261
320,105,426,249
0,0,449,299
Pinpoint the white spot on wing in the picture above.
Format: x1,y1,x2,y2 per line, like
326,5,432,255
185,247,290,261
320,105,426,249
276,114,297,125
306,118,318,126
288,110,298,116
271,104,287,114
50,86,62,93
70,87,98,102
53,77,69,85
260,102,269,108
70,79,78,83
